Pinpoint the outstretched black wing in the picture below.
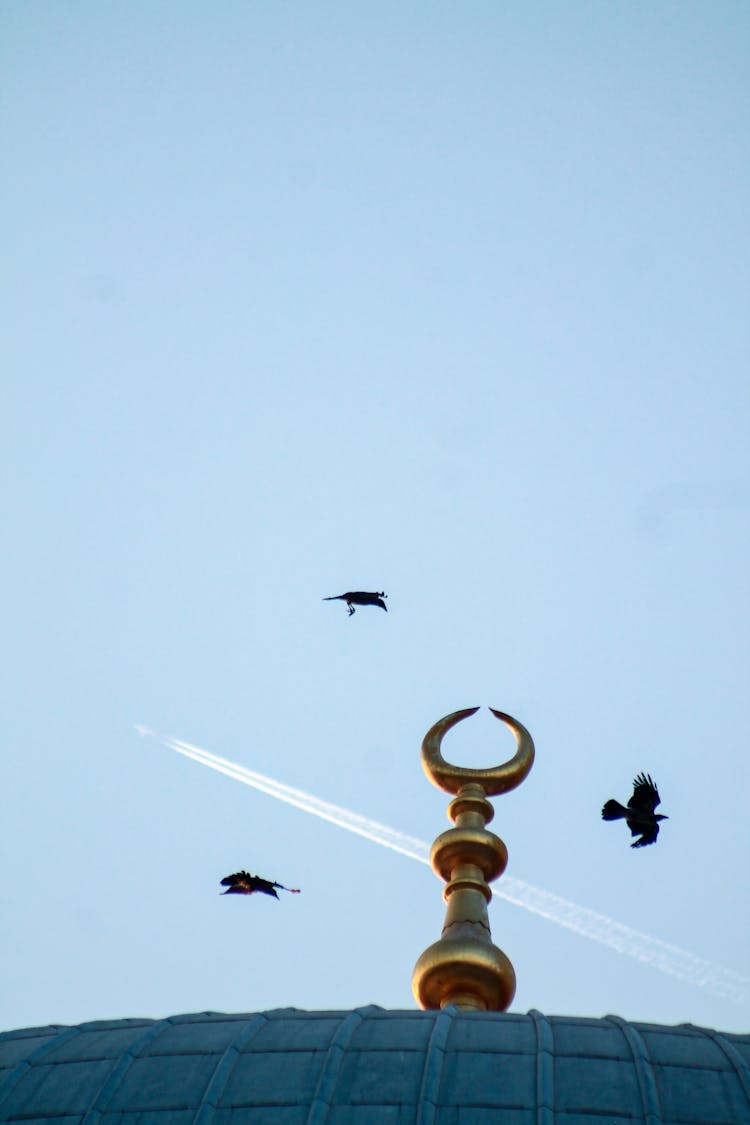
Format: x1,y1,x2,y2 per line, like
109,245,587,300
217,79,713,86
628,773,660,815
221,870,251,889
630,821,661,848
323,591,387,610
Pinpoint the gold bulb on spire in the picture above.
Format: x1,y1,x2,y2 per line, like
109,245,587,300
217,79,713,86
411,707,535,1012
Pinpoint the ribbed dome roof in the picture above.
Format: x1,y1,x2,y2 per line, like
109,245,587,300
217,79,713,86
1,1008,748,1124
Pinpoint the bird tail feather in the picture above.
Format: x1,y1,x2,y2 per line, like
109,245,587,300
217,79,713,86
601,799,628,821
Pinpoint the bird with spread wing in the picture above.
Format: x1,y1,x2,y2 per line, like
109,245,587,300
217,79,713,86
220,871,301,898
323,591,388,616
601,773,668,848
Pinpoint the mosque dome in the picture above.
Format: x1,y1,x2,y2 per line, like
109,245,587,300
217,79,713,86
1,1007,749,1124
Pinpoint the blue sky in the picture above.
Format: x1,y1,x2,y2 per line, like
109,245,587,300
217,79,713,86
2,2,749,1033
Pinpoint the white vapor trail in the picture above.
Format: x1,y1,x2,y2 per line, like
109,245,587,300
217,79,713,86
141,728,749,1007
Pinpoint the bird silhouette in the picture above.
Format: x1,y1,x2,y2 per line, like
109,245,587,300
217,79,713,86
323,591,388,616
601,773,668,847
220,871,301,898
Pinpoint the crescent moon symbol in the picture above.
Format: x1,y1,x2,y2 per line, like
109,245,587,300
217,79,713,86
421,707,535,796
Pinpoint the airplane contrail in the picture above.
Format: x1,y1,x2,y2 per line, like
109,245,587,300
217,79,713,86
139,727,749,1007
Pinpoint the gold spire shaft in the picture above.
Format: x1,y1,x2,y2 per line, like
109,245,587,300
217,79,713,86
412,708,535,1012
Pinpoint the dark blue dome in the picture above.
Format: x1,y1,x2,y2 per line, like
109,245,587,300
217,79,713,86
1,1008,748,1124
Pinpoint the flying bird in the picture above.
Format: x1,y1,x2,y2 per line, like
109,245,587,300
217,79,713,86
601,773,668,848
220,871,301,898
323,591,388,616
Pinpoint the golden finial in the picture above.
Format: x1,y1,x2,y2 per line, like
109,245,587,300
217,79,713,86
411,707,535,1012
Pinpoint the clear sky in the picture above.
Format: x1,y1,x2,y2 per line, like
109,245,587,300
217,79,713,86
2,2,748,1034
